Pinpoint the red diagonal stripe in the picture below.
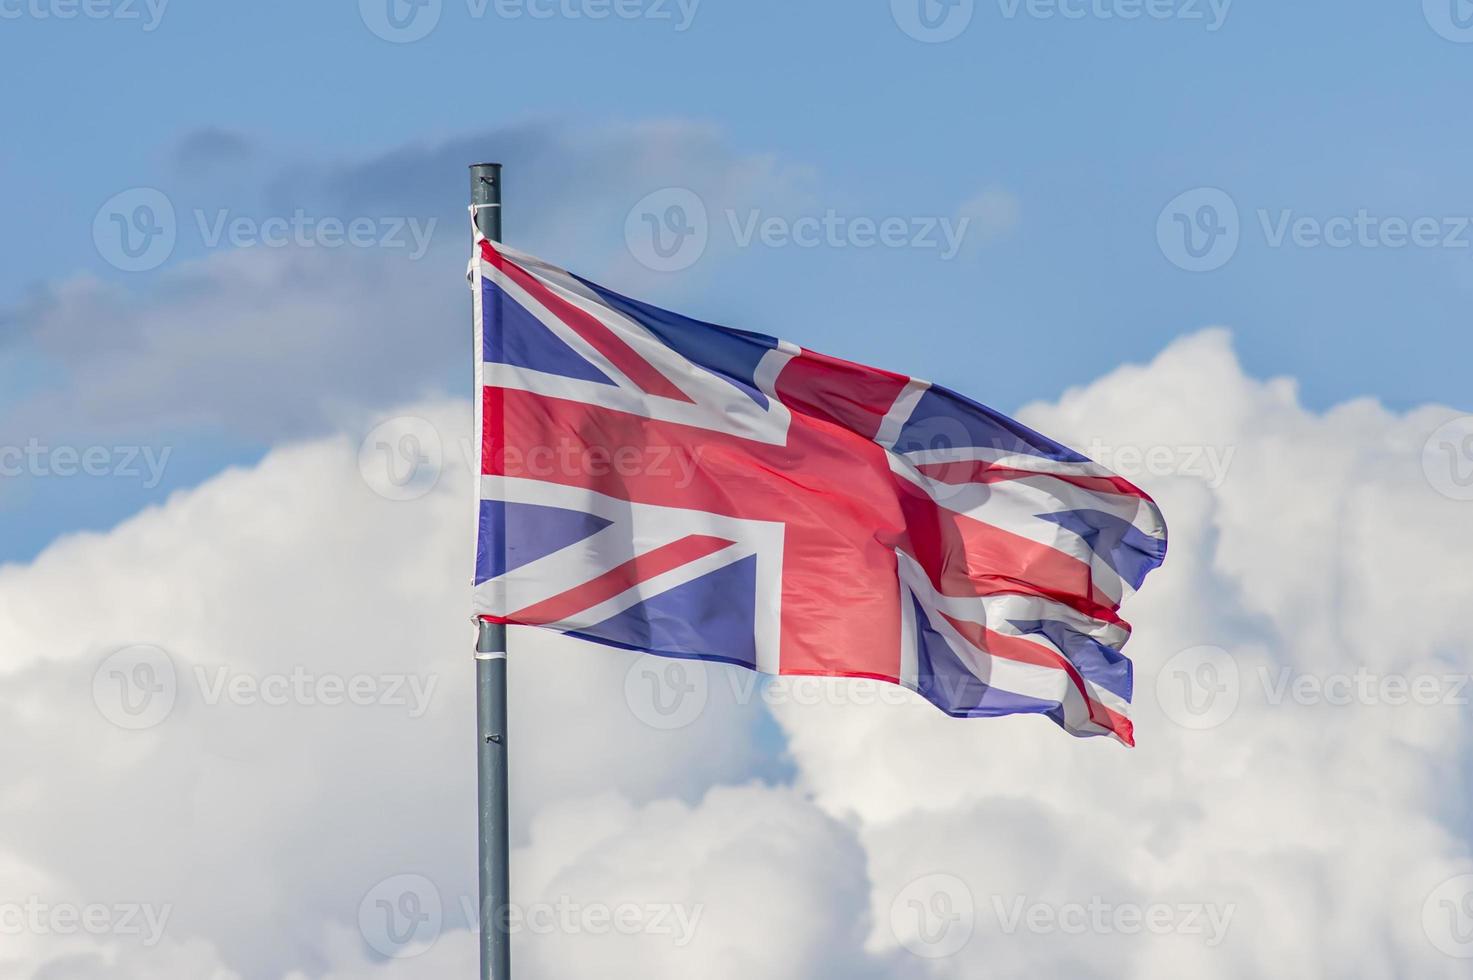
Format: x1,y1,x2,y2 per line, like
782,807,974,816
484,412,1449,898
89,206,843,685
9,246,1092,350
508,533,736,626
940,614,1134,744
916,459,1154,502
482,241,694,403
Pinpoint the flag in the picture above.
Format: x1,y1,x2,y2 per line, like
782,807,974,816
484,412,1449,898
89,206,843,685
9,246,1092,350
471,239,1167,745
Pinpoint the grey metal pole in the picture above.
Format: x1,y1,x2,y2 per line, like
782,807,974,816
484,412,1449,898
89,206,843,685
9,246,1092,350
470,162,510,980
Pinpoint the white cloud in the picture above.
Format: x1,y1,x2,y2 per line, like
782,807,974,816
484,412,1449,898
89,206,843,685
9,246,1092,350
1,330,1470,978
771,328,1473,978
508,784,884,980
0,401,768,979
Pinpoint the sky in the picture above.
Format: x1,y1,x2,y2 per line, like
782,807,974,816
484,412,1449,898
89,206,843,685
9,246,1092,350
2,1,1473,978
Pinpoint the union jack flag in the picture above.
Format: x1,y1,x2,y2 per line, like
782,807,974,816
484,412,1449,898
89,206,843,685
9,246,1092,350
471,238,1167,744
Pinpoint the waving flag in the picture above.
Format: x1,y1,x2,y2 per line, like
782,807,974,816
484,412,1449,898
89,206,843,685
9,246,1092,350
471,238,1167,744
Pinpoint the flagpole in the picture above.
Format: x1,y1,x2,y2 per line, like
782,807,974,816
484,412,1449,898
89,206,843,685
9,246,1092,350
470,162,511,980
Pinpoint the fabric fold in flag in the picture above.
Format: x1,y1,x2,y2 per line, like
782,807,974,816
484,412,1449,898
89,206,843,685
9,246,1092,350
471,237,1167,745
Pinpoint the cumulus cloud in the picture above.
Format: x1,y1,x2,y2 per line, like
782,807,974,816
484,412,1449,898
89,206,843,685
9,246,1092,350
771,328,1473,978
0,401,769,979
1,330,1470,978
507,784,884,980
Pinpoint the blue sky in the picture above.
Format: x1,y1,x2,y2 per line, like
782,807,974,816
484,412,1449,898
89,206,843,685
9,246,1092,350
2,1,1470,554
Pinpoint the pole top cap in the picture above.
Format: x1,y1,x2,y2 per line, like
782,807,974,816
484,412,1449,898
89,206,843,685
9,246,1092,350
470,162,503,169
